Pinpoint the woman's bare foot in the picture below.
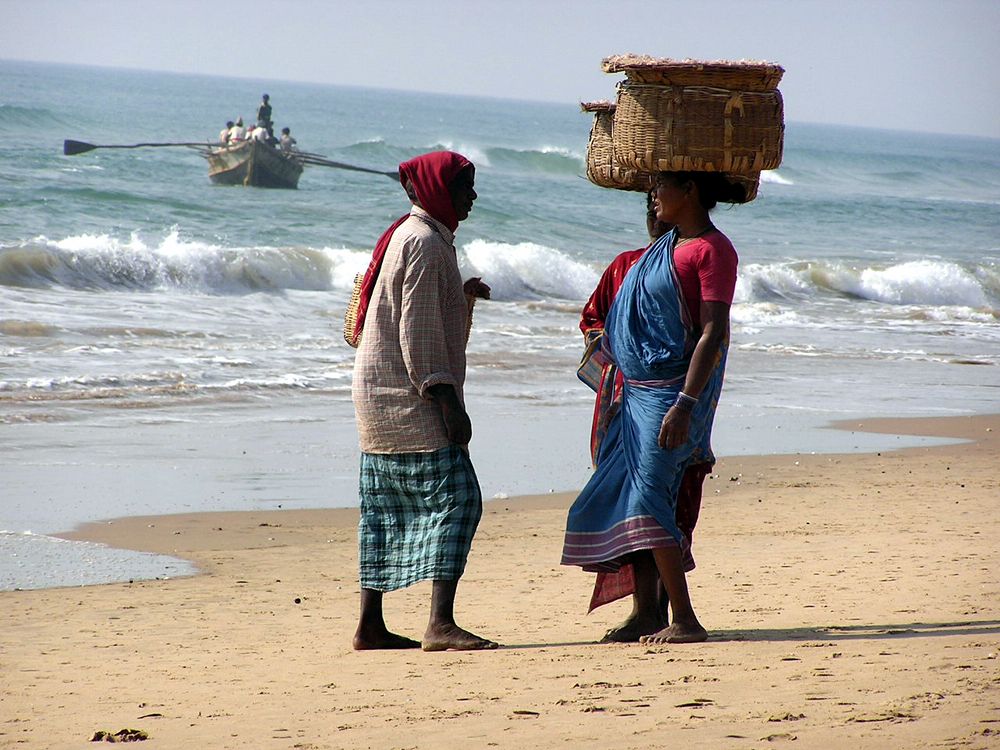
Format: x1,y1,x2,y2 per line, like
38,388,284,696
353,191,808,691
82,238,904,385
600,612,664,643
422,623,499,652
638,620,708,645
353,626,421,651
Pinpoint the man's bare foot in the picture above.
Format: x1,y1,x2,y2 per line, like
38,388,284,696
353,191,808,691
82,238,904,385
422,623,499,652
353,626,421,651
600,613,664,643
638,621,708,645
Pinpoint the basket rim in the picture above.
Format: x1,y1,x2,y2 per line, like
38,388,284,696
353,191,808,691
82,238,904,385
617,81,785,97
602,54,784,76
586,167,654,192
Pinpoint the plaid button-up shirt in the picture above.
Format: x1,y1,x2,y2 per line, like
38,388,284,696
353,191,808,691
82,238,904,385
352,206,469,454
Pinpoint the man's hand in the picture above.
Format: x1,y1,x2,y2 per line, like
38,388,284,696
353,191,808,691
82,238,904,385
441,402,472,445
427,383,472,445
464,277,491,300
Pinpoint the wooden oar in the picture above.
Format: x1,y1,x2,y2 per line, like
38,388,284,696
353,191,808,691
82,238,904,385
292,150,332,160
63,139,212,156
295,154,398,180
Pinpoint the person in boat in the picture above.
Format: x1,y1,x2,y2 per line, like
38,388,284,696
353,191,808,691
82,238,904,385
279,127,297,153
249,123,269,143
228,117,246,143
350,151,496,652
257,94,273,139
577,187,714,643
219,121,234,145
562,171,744,645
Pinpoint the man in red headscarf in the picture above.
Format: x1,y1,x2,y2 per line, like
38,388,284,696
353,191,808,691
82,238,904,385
351,151,496,651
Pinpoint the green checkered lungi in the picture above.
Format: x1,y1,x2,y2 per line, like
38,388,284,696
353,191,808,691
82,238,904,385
358,445,483,592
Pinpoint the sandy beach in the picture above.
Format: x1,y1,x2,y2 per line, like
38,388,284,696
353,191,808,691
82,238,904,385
2,414,998,749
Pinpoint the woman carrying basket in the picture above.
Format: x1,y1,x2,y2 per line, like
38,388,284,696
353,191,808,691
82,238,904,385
562,171,743,644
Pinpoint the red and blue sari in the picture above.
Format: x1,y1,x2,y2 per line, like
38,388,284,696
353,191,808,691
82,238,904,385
562,230,726,573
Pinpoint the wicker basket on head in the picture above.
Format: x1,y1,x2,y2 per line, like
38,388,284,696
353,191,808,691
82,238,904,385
612,82,784,175
602,55,784,92
584,102,761,202
582,101,653,192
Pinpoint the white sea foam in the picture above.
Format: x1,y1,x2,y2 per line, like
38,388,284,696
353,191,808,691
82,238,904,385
212,373,314,390
919,306,999,323
538,144,584,160
9,232,341,293
459,239,599,301
321,246,371,290
434,140,492,167
760,170,793,185
848,260,989,307
735,263,814,302
734,342,826,357
731,302,806,327
309,243,598,299
738,259,996,311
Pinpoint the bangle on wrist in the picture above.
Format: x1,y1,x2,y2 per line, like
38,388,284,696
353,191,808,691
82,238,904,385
673,391,698,413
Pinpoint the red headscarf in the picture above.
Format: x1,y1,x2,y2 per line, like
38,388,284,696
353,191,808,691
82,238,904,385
346,151,473,347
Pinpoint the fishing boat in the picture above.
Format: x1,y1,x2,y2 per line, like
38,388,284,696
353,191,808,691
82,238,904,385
204,139,304,189
63,137,395,188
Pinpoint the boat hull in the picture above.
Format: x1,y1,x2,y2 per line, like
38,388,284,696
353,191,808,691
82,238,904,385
205,140,303,189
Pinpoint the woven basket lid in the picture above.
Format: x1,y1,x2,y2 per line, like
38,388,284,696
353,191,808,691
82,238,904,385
580,100,615,113
602,54,784,91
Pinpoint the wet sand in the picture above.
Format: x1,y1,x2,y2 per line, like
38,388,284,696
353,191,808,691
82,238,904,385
2,414,998,749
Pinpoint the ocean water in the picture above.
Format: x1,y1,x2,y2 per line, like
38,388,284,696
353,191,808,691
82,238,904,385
1,59,998,590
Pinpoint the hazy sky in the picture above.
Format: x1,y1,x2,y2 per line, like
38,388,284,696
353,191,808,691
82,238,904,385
4,0,998,138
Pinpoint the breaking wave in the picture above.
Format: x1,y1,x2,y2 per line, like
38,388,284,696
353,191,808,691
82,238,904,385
0,232,353,293
0,232,601,301
736,259,999,311
4,233,997,320
334,137,583,176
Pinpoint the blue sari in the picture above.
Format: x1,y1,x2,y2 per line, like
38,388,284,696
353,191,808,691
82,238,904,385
562,231,726,571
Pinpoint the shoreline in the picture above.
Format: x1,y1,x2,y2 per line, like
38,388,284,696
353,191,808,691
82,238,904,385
0,407,976,594
4,413,998,749
57,412,993,565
